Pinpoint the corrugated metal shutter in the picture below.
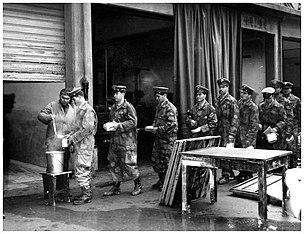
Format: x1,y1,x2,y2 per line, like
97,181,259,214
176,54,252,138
3,3,65,82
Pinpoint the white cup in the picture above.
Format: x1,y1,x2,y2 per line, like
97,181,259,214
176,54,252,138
62,138,68,148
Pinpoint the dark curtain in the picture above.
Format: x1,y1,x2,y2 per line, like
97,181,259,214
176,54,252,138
173,4,240,137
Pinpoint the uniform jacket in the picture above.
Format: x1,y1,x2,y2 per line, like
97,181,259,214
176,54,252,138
237,98,259,147
285,94,301,130
258,99,287,133
274,93,293,137
38,100,74,150
186,100,218,137
153,98,178,141
214,93,239,145
70,101,97,151
109,99,137,150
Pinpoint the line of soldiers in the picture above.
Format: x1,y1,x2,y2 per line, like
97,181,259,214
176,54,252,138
38,78,300,205
185,78,301,184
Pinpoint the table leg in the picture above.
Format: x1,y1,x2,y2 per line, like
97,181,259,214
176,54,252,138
181,162,189,213
209,168,217,204
282,165,288,216
41,174,49,205
47,175,56,207
258,164,267,224
62,174,71,203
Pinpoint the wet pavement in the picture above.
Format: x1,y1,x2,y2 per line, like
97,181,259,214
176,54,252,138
2,160,302,231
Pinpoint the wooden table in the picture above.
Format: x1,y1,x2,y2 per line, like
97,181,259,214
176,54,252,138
180,147,292,223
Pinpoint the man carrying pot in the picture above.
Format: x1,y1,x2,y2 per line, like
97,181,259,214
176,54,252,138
38,88,75,200
67,87,98,205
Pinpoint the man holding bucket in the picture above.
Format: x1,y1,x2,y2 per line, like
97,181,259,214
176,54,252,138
67,87,98,205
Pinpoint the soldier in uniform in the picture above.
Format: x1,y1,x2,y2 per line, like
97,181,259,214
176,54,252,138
214,78,239,185
185,85,217,198
282,82,301,168
257,87,287,151
67,87,98,205
235,84,259,180
147,86,178,191
103,85,143,196
270,80,293,150
185,85,218,137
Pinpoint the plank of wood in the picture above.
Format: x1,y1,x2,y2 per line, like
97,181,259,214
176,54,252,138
159,141,179,205
164,141,185,205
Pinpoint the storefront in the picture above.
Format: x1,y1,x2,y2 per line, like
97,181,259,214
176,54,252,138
3,3,300,167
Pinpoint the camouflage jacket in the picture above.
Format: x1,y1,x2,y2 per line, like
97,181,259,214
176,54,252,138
214,93,239,144
109,99,137,150
153,98,178,140
274,93,293,137
185,100,218,137
237,98,259,147
285,94,301,130
258,99,287,134
70,101,98,148
38,100,75,150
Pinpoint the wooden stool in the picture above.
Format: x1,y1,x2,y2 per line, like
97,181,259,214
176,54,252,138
41,171,72,206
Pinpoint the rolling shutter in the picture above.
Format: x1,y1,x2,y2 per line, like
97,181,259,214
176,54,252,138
3,3,65,82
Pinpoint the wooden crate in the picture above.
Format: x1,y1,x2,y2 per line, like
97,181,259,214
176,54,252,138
159,136,221,207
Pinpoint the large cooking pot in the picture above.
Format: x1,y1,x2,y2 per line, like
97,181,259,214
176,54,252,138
46,151,65,173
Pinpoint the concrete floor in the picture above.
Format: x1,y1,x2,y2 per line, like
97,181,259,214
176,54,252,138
2,160,302,231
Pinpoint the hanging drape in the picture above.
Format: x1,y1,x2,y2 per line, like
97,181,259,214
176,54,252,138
173,3,240,138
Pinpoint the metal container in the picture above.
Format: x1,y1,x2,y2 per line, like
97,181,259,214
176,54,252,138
46,151,65,173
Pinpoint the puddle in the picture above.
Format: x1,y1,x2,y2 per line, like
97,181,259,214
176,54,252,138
3,195,301,231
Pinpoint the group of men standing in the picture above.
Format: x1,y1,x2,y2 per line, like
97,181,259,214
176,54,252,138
186,78,300,184
38,77,300,205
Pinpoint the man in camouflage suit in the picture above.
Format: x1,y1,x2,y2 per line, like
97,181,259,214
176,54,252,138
147,86,178,191
103,85,143,196
270,80,293,150
257,87,287,151
67,87,98,205
214,78,239,185
283,82,301,168
185,85,217,198
186,85,218,137
235,84,259,180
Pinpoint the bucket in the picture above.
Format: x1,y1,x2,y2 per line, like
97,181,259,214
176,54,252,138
46,151,65,173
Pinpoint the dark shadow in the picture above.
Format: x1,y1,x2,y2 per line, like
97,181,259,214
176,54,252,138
3,94,15,175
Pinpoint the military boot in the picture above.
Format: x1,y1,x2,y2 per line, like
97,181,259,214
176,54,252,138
152,174,165,189
73,187,92,205
103,182,121,196
131,177,143,196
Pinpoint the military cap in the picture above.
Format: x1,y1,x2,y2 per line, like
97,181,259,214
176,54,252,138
112,85,126,93
270,79,284,88
67,87,82,97
283,82,293,88
216,78,230,86
153,86,169,95
195,85,208,94
261,87,275,94
240,84,255,94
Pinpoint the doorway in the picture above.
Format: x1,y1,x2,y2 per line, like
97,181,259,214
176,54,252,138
282,39,301,98
91,4,174,168
241,29,275,104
